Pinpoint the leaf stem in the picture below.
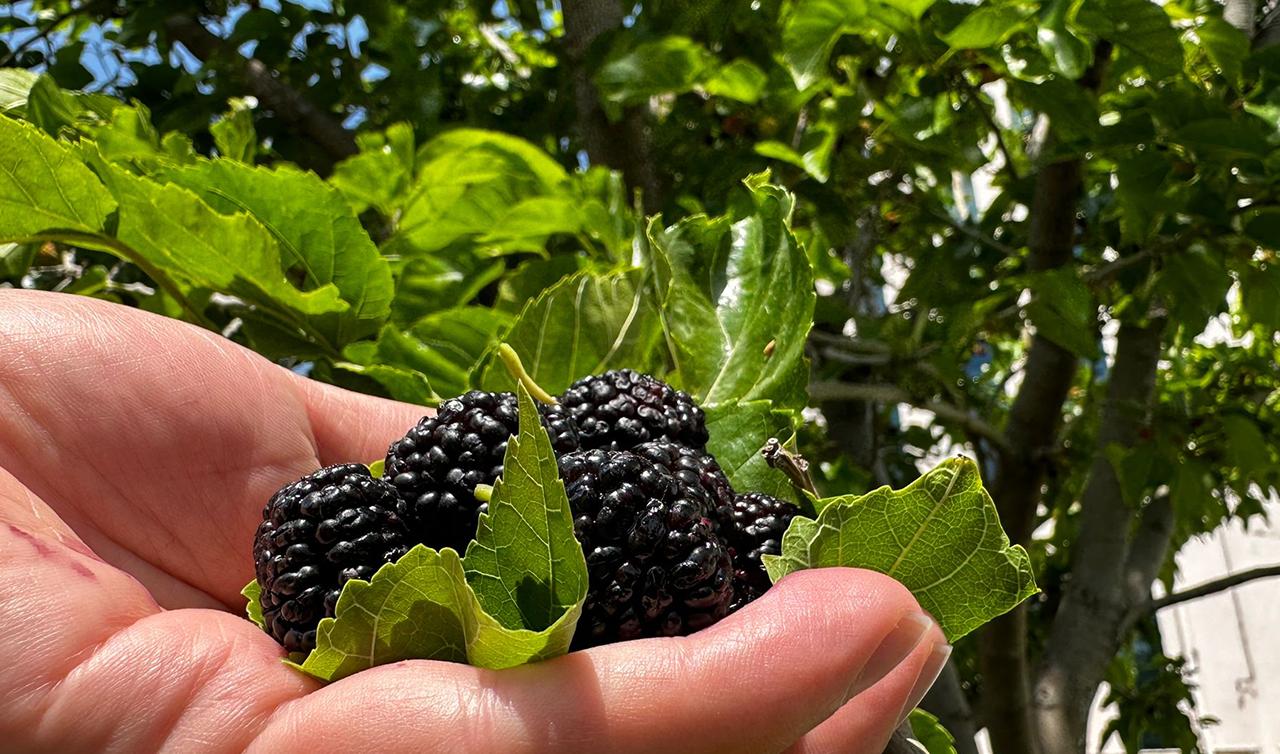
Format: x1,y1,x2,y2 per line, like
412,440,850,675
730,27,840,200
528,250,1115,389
762,438,819,498
497,343,558,404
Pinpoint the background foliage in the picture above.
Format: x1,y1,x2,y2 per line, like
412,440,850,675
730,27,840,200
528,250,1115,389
4,0,1280,751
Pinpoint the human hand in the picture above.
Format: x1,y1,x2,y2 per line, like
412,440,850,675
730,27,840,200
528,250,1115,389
0,290,949,753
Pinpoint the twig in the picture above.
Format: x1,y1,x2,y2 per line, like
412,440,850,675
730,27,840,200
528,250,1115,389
926,206,1019,258
1150,564,1280,611
762,438,818,498
0,6,80,67
960,78,1020,183
810,381,1013,454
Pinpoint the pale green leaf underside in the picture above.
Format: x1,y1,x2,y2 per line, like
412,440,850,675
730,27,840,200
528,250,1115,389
294,545,583,682
242,579,266,630
465,385,588,631
763,457,1037,641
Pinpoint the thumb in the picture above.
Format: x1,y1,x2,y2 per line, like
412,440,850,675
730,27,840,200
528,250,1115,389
294,374,431,467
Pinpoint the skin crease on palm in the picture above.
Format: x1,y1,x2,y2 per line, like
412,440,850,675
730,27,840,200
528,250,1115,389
0,289,950,754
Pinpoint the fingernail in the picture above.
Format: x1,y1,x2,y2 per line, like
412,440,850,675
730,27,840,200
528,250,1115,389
898,642,953,722
849,612,934,699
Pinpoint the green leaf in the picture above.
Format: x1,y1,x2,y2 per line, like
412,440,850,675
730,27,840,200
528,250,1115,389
1198,16,1247,84
496,255,590,314
330,122,415,215
705,400,802,502
1238,265,1280,330
477,268,664,395
0,115,115,240
296,386,586,682
942,6,1028,50
651,181,815,408
1076,0,1183,79
368,459,386,478
1221,414,1269,474
1158,248,1229,329
389,252,506,324
1104,442,1156,506
1115,155,1171,244
477,196,584,254
0,242,35,278
783,0,868,89
908,708,959,754
465,385,589,631
763,457,1038,641
406,307,512,395
1175,118,1270,157
339,360,438,405
345,307,511,401
158,159,393,345
0,68,39,113
1243,208,1280,247
1037,23,1091,80
23,75,82,135
243,579,266,630
211,104,257,163
1027,268,1097,359
704,59,769,104
90,157,348,321
395,129,569,254
295,546,528,679
755,120,838,182
595,36,712,112
881,0,937,21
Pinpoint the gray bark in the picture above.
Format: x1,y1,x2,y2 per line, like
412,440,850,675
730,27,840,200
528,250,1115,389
977,155,1083,754
921,660,982,754
1032,318,1166,754
560,0,663,212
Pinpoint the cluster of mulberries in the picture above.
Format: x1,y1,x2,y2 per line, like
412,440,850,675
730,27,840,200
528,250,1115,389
252,368,801,654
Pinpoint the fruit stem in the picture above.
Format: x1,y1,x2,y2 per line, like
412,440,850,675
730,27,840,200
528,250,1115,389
473,484,494,502
762,438,819,498
497,343,559,405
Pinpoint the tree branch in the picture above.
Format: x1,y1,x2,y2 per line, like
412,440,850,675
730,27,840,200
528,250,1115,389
1033,316,1166,754
162,14,356,170
560,0,663,211
921,660,982,754
809,381,1013,454
1150,564,1280,611
0,5,82,67
1120,494,1175,632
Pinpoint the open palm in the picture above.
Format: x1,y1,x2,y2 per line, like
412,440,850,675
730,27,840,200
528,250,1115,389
0,290,946,753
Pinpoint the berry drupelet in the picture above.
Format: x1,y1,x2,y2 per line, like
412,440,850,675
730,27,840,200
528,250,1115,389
560,370,709,452
384,390,579,552
718,492,801,610
558,448,735,648
253,464,412,654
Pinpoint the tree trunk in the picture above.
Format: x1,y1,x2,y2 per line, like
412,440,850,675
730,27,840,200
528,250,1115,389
921,661,982,754
977,155,1083,754
560,0,663,211
1033,317,1166,754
